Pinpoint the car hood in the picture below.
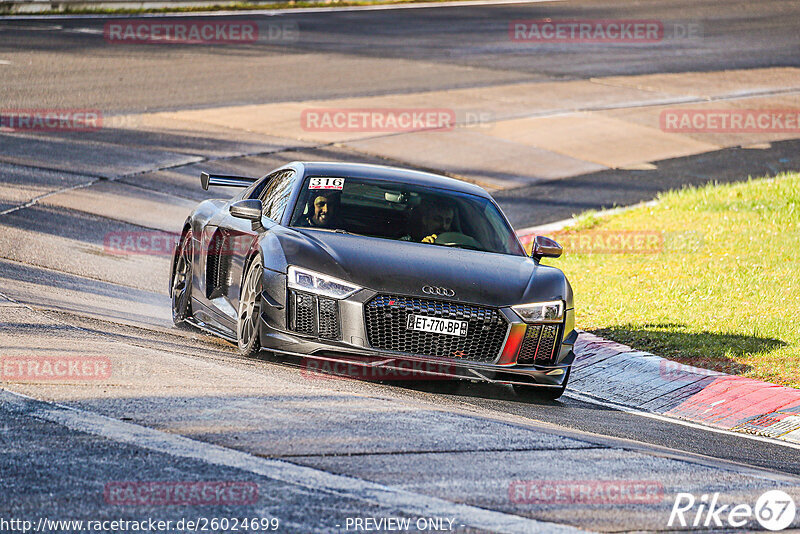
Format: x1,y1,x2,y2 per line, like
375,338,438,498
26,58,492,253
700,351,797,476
277,229,569,308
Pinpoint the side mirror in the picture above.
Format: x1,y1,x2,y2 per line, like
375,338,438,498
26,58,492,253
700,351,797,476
532,235,563,260
229,199,263,222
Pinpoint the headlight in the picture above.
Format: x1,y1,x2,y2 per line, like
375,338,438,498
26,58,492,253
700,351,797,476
287,266,362,299
512,300,564,323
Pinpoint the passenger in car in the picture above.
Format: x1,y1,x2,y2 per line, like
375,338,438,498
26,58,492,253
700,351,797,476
401,199,456,243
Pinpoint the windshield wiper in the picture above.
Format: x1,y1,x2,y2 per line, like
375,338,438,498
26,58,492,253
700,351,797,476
301,227,366,237
433,242,484,252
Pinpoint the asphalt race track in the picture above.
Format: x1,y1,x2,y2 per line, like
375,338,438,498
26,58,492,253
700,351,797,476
1,1,800,532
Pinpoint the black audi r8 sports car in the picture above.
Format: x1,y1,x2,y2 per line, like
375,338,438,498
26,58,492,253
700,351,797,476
170,162,576,398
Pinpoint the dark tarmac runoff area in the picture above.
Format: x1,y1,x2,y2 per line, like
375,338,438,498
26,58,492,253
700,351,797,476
1,0,800,532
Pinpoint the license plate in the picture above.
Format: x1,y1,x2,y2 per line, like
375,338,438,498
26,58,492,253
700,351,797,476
406,314,468,337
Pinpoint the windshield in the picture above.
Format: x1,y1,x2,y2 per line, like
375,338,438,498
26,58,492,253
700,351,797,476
289,176,525,256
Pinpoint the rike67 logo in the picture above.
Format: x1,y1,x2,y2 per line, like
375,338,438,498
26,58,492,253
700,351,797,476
669,490,797,531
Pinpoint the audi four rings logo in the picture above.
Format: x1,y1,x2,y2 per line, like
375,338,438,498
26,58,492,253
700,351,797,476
422,285,455,297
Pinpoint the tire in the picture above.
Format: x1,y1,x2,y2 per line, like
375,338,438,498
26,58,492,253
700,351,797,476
513,367,570,401
237,256,264,356
171,230,193,325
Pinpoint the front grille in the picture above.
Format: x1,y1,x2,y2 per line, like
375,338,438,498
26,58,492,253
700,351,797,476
364,295,508,364
517,324,561,365
289,290,340,340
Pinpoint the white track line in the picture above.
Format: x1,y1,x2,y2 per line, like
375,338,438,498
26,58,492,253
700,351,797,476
0,0,560,20
564,390,800,452
0,179,98,217
1,389,585,534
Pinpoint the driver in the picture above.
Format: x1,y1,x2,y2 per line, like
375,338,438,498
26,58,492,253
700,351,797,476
404,199,455,243
300,191,342,229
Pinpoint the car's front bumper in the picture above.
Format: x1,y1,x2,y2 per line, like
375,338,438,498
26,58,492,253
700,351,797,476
258,287,576,388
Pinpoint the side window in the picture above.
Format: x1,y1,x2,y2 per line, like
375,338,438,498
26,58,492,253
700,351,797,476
260,170,296,222
247,170,281,200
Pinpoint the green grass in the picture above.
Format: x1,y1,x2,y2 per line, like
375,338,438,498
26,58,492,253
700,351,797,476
541,172,800,388
6,0,464,16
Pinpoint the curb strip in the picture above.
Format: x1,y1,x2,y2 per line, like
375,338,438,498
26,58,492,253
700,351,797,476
571,332,800,444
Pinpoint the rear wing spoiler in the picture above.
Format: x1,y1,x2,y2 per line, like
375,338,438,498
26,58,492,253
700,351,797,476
200,172,259,190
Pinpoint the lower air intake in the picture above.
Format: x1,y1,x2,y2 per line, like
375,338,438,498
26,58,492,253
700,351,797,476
289,290,340,340
517,324,561,365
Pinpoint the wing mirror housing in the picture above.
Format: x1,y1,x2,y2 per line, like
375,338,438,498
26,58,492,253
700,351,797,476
229,199,264,231
229,199,262,221
531,235,563,260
